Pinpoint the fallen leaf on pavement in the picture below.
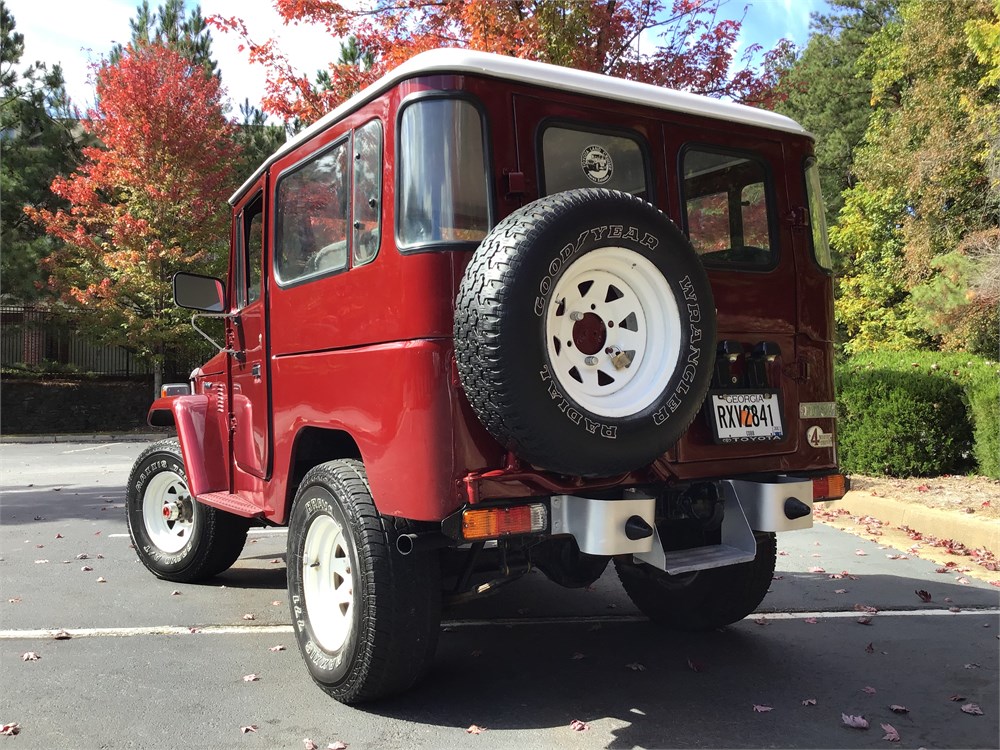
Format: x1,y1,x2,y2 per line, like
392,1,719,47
96,577,106,583
625,662,646,671
55,533,63,539
889,705,908,714
857,617,873,625
34,559,49,564
571,652,586,660
754,617,768,626
881,723,900,741
915,590,932,602
865,643,875,654
804,618,818,624
753,705,773,713
801,699,817,706
304,740,319,750
0,723,20,736
269,559,281,564
569,719,588,731
863,686,876,694
52,629,71,640
964,663,980,669
842,713,869,729
171,591,181,596
240,725,257,734
807,566,826,573
855,549,868,556
81,566,93,572
328,742,348,750
242,674,260,682
21,652,40,662
268,645,285,652
8,597,21,604
243,613,255,621
466,725,485,734
76,553,88,560
188,627,201,634
961,703,984,715
271,600,282,606
949,694,965,701
835,589,848,594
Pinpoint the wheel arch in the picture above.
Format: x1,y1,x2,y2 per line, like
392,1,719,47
282,426,363,522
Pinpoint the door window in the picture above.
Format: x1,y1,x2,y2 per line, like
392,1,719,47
352,120,382,266
237,193,264,308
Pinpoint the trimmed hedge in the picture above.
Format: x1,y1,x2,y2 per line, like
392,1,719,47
836,351,999,478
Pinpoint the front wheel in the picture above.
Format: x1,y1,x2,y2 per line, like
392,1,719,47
287,460,441,704
615,532,777,631
125,439,250,582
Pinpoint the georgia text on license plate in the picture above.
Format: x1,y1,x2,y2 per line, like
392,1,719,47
710,391,783,443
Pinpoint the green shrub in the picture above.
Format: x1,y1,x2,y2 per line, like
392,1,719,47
836,351,999,478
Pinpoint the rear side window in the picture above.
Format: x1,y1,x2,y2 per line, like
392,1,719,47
398,98,490,248
541,126,650,197
275,139,350,284
682,148,775,268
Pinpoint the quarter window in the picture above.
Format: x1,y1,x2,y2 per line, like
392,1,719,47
398,98,490,248
352,120,382,266
542,126,649,197
682,148,775,267
805,157,832,270
275,139,350,284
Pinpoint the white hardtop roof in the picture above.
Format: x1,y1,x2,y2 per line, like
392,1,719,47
230,48,808,205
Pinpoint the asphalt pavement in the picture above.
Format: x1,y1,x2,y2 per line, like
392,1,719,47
1,441,997,749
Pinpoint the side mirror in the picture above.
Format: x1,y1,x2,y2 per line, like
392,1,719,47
174,272,225,312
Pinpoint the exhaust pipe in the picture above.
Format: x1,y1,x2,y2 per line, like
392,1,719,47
396,532,452,556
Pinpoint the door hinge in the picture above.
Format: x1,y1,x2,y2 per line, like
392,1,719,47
783,206,809,231
782,359,810,382
229,414,238,433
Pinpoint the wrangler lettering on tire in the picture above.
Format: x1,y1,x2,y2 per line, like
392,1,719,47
455,188,716,476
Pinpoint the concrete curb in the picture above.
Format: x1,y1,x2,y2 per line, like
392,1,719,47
832,491,1000,557
1,432,169,444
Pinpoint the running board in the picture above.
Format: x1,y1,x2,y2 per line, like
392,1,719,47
196,491,263,518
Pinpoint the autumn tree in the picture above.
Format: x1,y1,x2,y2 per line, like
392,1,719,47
27,44,236,395
832,0,999,354
212,0,792,125
1,1,82,302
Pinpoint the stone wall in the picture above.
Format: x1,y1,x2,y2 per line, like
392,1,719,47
1,379,160,434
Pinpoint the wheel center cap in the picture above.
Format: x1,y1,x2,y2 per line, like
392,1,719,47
162,502,181,522
572,312,607,356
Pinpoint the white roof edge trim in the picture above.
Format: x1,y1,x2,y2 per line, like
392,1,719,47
229,48,809,205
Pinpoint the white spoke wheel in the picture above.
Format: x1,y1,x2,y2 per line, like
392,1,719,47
545,246,681,418
455,188,716,477
141,471,194,554
287,460,441,704
125,439,250,583
302,514,355,653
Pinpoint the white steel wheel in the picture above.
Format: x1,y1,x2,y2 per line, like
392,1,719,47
545,246,681,418
142,471,195,554
302,513,355,653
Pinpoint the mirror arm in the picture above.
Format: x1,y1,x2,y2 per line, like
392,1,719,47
190,311,243,360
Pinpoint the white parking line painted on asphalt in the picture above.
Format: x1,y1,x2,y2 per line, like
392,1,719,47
61,443,122,453
1,607,996,640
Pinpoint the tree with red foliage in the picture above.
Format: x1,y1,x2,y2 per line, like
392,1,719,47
26,44,236,394
212,0,792,125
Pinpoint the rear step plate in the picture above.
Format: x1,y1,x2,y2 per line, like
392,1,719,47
663,544,756,575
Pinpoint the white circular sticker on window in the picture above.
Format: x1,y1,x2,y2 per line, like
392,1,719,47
581,145,613,185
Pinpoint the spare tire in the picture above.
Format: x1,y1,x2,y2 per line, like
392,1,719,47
455,189,716,477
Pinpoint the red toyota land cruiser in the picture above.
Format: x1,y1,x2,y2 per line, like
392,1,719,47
126,49,846,704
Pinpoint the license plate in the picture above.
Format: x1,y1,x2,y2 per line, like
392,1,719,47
709,390,784,443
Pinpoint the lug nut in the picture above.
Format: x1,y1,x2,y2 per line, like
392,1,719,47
584,356,598,366
570,311,584,321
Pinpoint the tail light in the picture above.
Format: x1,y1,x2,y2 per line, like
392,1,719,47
812,474,848,501
461,504,547,541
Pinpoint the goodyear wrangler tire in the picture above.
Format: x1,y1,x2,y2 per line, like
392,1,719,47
126,439,250,582
455,189,716,476
287,459,441,704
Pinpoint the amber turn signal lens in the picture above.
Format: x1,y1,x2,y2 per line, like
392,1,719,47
812,473,847,500
462,504,547,540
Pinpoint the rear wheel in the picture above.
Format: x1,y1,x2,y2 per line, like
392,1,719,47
615,532,777,631
287,459,441,704
126,439,249,582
